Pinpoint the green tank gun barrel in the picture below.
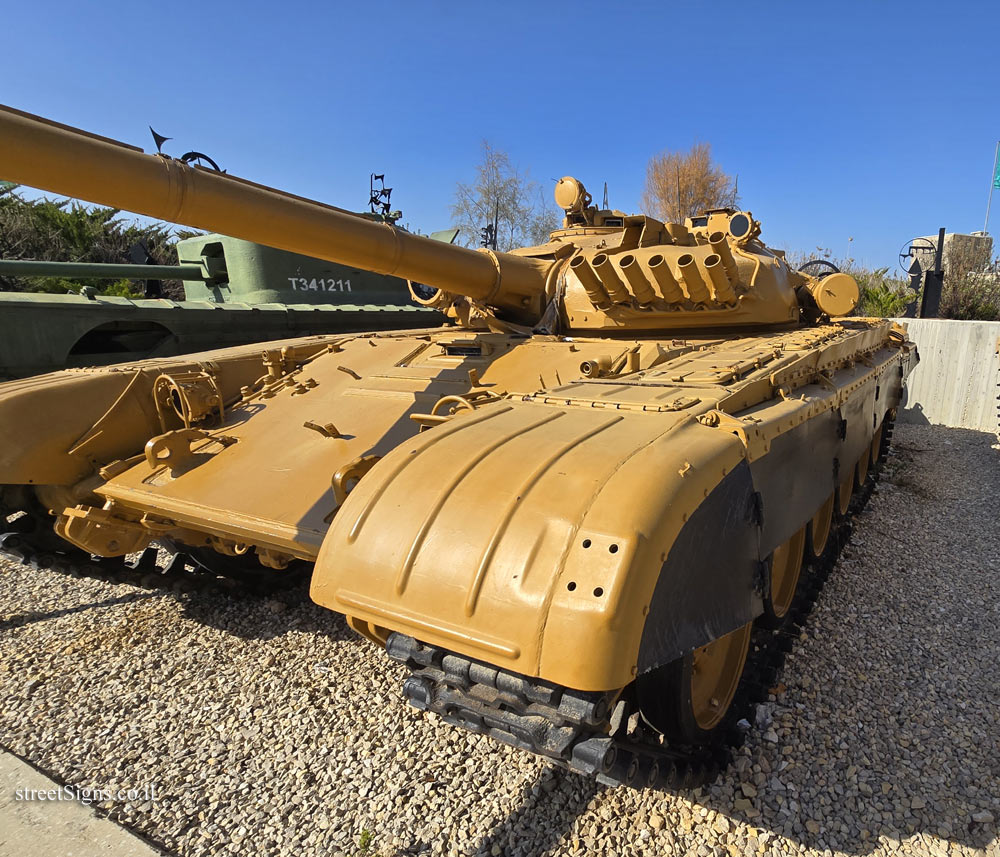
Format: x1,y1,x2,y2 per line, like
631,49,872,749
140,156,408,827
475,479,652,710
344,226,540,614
0,104,549,321
0,260,208,281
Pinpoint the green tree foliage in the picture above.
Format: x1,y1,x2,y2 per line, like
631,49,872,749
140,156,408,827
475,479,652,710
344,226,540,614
0,185,181,297
852,267,915,317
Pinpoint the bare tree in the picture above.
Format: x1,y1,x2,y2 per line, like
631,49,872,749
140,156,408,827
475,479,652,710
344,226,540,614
640,143,739,223
451,141,560,251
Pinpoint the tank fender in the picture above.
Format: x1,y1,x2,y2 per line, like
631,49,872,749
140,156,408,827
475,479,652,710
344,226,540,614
744,343,904,556
535,422,757,690
314,399,756,693
751,404,842,557
0,368,164,485
634,458,763,675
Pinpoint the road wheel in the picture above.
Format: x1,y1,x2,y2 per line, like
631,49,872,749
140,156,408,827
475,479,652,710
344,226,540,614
638,622,753,744
855,444,870,488
808,493,835,557
760,526,806,627
837,463,853,517
871,420,884,463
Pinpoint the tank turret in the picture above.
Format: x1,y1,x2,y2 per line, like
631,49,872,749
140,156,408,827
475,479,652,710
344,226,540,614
416,175,859,332
0,106,856,333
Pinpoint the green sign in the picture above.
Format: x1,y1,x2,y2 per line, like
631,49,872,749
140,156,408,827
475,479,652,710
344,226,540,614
994,161,1000,190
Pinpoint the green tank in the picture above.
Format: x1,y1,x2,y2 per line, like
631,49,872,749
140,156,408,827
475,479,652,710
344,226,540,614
0,223,453,379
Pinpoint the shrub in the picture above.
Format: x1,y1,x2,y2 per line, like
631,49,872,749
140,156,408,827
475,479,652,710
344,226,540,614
850,266,915,317
937,242,1000,321
0,185,182,297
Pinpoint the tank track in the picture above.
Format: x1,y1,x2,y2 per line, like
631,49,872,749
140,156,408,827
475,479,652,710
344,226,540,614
388,420,894,790
0,510,304,596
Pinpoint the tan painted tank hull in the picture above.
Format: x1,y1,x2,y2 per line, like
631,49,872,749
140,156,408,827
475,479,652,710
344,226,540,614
0,104,918,786
1,318,914,695
310,320,914,691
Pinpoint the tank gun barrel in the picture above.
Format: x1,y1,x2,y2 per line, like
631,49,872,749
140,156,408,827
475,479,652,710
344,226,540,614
0,260,208,281
0,105,548,318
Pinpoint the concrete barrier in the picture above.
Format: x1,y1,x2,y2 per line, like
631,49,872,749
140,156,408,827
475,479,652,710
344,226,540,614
893,318,1000,433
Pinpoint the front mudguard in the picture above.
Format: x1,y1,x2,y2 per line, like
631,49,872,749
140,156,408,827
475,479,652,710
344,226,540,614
311,399,760,693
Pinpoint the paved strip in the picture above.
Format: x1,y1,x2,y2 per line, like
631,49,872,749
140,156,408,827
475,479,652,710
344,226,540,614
0,749,165,856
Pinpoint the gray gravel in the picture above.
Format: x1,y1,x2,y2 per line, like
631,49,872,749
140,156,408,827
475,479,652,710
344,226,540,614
1,422,998,857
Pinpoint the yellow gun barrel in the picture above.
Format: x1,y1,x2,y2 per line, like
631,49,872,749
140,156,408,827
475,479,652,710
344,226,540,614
0,105,547,315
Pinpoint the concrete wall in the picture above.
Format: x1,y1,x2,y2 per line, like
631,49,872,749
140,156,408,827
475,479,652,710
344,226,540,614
894,318,1000,433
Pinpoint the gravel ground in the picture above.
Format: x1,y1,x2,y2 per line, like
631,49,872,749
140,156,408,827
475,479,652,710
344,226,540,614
1,422,998,857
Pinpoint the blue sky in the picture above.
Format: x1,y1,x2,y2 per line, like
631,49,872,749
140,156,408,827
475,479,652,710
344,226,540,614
3,1,998,270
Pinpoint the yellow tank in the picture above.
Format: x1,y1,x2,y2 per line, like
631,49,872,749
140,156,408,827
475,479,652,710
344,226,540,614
0,106,917,787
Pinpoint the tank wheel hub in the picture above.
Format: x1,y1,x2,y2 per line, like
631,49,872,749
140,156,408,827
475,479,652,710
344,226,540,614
763,526,806,625
809,493,835,557
837,464,854,516
690,623,752,730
